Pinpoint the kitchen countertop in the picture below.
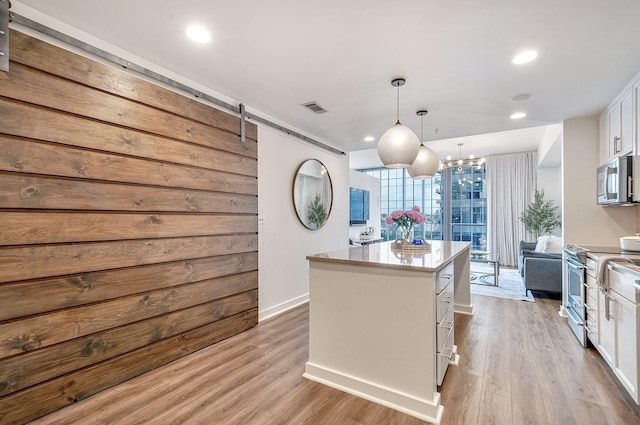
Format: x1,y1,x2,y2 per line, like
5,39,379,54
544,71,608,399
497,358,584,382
586,249,640,279
307,240,471,272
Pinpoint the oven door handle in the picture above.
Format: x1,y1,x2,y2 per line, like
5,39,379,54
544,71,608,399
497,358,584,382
565,257,586,270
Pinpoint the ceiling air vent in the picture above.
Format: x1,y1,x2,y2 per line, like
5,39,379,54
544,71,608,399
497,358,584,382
301,101,328,114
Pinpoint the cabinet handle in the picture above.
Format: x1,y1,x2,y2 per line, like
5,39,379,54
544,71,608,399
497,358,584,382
442,320,453,330
585,304,596,312
441,295,453,303
584,324,595,335
440,348,453,359
605,294,613,320
614,136,621,153
440,274,452,280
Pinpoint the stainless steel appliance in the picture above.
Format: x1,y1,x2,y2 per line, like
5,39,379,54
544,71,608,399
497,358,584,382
596,155,639,205
563,244,590,346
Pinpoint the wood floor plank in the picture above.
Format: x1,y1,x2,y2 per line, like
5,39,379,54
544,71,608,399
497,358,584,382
477,390,512,425
456,322,489,377
510,372,549,424
482,323,511,397
439,371,482,425
27,293,640,425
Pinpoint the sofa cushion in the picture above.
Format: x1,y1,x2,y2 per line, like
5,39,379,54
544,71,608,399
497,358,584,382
535,235,563,254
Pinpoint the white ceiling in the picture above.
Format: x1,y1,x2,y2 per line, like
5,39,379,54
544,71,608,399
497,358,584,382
12,0,640,159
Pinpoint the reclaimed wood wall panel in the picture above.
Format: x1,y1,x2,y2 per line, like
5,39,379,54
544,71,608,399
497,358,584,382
0,291,258,396
0,135,258,194
0,62,258,159
0,212,258,245
0,310,258,425
0,30,258,424
8,30,257,141
0,173,258,212
0,253,258,322
1,100,258,178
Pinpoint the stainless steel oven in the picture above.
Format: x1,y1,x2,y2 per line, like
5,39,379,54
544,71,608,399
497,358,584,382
563,244,590,346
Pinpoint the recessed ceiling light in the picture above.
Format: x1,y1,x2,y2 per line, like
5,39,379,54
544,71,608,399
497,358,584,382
510,112,527,119
512,50,538,65
364,136,375,142
511,93,531,101
186,25,211,43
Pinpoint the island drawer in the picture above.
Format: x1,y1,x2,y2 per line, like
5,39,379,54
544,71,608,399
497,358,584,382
586,309,598,343
437,302,454,350
437,277,454,323
436,262,454,294
437,326,454,386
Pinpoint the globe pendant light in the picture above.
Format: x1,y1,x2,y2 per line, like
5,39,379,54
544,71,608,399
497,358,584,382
408,110,440,179
377,78,420,168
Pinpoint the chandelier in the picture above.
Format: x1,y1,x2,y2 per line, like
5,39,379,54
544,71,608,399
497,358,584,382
440,143,485,171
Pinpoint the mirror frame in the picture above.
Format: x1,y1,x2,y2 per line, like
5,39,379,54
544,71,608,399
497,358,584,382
292,159,333,230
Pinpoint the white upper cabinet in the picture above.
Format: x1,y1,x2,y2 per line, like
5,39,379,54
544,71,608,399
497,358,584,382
600,72,640,164
620,91,634,156
603,89,633,161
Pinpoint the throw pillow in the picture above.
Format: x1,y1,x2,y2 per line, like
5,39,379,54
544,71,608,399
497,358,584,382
545,236,563,253
535,235,548,252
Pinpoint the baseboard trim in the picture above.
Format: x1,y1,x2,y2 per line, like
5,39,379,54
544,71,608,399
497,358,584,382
454,303,474,315
258,293,309,322
303,362,443,424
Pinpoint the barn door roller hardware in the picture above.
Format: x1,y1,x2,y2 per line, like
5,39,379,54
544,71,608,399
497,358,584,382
0,0,9,73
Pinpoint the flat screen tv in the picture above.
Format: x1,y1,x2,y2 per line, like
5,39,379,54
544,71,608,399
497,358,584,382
349,187,370,225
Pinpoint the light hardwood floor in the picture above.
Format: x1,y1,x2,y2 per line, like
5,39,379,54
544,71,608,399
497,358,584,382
29,293,640,425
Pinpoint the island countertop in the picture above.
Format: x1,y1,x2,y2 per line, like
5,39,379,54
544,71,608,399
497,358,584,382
307,240,471,272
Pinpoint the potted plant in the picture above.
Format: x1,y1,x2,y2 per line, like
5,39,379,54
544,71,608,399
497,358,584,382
519,189,561,238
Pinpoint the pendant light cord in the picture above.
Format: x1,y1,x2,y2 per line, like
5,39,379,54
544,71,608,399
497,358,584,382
396,85,400,123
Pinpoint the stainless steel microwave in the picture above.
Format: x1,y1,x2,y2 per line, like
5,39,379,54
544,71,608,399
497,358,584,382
597,155,638,205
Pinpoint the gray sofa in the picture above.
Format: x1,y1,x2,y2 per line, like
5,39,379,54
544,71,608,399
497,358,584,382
518,241,562,295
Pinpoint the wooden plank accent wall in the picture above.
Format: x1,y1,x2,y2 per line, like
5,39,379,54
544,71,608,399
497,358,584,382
0,30,258,424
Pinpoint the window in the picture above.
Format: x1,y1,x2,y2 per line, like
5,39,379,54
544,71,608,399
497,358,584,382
361,164,487,250
447,165,487,251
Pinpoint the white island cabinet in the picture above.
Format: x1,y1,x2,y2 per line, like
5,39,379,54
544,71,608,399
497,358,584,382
304,240,472,424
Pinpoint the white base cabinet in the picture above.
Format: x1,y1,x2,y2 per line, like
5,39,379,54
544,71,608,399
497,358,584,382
589,264,640,404
611,286,639,401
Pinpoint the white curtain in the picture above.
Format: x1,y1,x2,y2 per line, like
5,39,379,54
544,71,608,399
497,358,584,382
486,151,537,267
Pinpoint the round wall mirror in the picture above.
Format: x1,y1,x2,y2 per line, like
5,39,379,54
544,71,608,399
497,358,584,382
292,159,333,230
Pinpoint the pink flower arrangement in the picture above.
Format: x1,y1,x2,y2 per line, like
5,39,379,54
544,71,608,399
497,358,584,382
385,206,426,240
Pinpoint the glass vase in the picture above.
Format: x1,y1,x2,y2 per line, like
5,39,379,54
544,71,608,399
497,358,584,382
397,224,414,244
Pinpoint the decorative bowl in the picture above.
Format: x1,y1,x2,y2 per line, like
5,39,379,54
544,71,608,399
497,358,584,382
620,235,640,252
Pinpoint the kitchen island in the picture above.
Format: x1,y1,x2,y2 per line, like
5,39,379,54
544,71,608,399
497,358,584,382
304,240,472,424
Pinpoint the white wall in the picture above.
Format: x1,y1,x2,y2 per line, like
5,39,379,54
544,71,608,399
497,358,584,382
562,116,636,247
348,170,381,240
258,127,349,321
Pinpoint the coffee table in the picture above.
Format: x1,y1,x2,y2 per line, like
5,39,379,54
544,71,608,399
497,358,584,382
470,250,500,286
